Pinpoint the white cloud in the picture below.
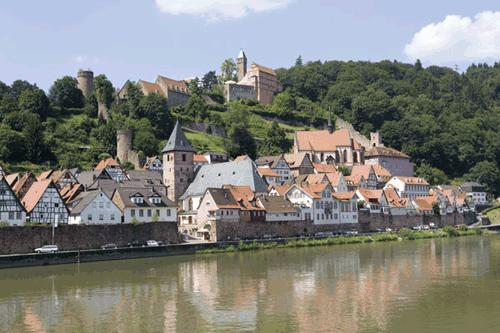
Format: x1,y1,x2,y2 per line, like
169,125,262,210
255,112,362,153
404,11,500,64
155,0,292,21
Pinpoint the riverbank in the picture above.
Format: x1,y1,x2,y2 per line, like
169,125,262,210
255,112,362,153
196,226,484,254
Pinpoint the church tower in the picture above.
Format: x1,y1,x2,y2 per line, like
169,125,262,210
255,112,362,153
162,121,195,202
237,49,247,82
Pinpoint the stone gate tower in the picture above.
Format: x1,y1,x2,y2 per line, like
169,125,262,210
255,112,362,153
237,49,247,82
77,69,94,99
162,121,195,202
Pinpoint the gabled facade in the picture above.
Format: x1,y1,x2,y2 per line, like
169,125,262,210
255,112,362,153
224,185,265,223
95,158,127,182
350,165,378,190
112,187,177,223
383,187,416,216
0,177,26,226
356,189,389,214
22,180,69,225
284,153,315,176
255,155,292,184
257,196,301,222
384,176,430,199
144,156,163,173
37,169,78,189
257,167,279,185
7,172,36,200
332,192,359,224
325,172,348,192
68,190,122,225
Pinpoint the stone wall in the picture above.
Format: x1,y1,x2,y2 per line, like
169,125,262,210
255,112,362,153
186,122,226,137
0,222,180,255
214,212,476,241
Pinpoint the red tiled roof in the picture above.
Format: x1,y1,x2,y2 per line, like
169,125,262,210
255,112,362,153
371,164,392,178
366,146,410,159
22,180,52,213
138,80,166,97
95,158,120,171
313,163,337,173
333,191,356,201
257,167,279,177
193,154,208,163
295,128,356,152
395,176,429,185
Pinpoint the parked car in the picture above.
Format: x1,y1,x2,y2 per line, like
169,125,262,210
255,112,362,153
421,225,430,230
101,243,118,250
385,228,393,232
346,230,358,236
429,223,437,229
127,240,143,248
263,234,273,239
157,241,167,246
34,245,59,254
146,240,159,247
412,225,422,231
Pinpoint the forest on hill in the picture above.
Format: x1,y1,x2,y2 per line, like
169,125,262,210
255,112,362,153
0,58,499,195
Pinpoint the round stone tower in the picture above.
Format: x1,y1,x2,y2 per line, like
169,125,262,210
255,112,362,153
77,69,94,99
116,129,133,164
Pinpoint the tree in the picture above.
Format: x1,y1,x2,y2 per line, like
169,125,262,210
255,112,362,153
49,76,84,108
260,121,292,155
184,95,208,121
18,88,51,119
136,93,173,139
134,130,159,157
415,163,448,185
10,80,36,100
227,123,257,159
465,161,500,196
271,92,295,118
93,74,115,108
202,71,218,91
220,58,237,82
295,56,303,66
187,77,202,96
0,124,28,162
21,112,45,162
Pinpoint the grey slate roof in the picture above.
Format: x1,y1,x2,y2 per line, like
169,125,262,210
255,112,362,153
162,121,195,153
69,190,108,215
180,158,268,199
77,169,112,188
461,182,486,192
113,187,176,208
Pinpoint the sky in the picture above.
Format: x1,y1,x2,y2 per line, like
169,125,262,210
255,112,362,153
0,0,499,91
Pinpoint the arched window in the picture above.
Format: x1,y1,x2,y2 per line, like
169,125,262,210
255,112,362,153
343,150,348,163
335,151,340,163
326,156,334,165
320,153,324,162
353,152,358,164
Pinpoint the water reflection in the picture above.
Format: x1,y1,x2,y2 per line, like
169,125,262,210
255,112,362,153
0,236,498,333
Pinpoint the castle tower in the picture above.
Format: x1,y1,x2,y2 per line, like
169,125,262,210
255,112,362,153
77,69,94,99
370,132,383,147
162,121,195,202
237,49,247,82
117,129,133,164
327,108,334,134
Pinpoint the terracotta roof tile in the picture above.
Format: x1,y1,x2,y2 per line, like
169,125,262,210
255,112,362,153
313,163,337,173
395,176,429,185
295,128,361,152
22,180,52,213
257,167,279,177
333,191,356,201
95,158,120,171
366,146,410,159
138,80,166,97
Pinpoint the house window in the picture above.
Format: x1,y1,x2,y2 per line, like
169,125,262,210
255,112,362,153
157,209,161,217
9,212,14,220
167,209,171,217
16,212,22,219
99,202,104,209
182,154,186,162
99,214,104,221
87,214,92,221
92,202,97,208
147,209,152,217
106,202,110,209
131,209,136,217
139,209,144,217
54,203,59,208
111,214,115,221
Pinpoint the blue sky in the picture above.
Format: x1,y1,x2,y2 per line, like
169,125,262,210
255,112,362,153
0,0,499,91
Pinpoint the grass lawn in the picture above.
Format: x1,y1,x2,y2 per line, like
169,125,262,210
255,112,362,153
485,206,500,225
184,129,226,153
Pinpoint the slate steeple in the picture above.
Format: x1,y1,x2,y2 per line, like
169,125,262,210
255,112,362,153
162,120,195,153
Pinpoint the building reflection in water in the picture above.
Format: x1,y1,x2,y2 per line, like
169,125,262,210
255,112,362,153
0,236,492,333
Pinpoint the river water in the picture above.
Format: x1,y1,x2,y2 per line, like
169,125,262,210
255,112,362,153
1,235,500,333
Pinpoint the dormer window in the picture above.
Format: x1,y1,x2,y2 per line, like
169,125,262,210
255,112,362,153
131,195,144,204
149,197,161,204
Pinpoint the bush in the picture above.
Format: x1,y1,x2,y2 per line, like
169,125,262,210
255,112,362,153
397,228,412,239
457,224,468,232
0,221,10,227
443,225,459,237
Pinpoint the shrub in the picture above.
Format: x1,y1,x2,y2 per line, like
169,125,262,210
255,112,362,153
457,224,468,232
0,221,10,227
397,228,412,239
443,225,459,237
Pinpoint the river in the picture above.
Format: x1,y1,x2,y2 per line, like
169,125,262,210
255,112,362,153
0,235,499,333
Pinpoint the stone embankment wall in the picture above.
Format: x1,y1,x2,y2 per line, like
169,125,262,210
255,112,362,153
215,212,475,241
0,223,179,255
186,122,226,137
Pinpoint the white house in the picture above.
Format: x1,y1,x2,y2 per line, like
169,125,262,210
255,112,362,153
350,165,378,190
256,155,292,184
68,189,122,225
332,192,359,224
285,183,342,224
384,176,429,199
112,188,177,223
22,180,69,225
356,188,389,214
461,182,488,208
0,176,26,226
